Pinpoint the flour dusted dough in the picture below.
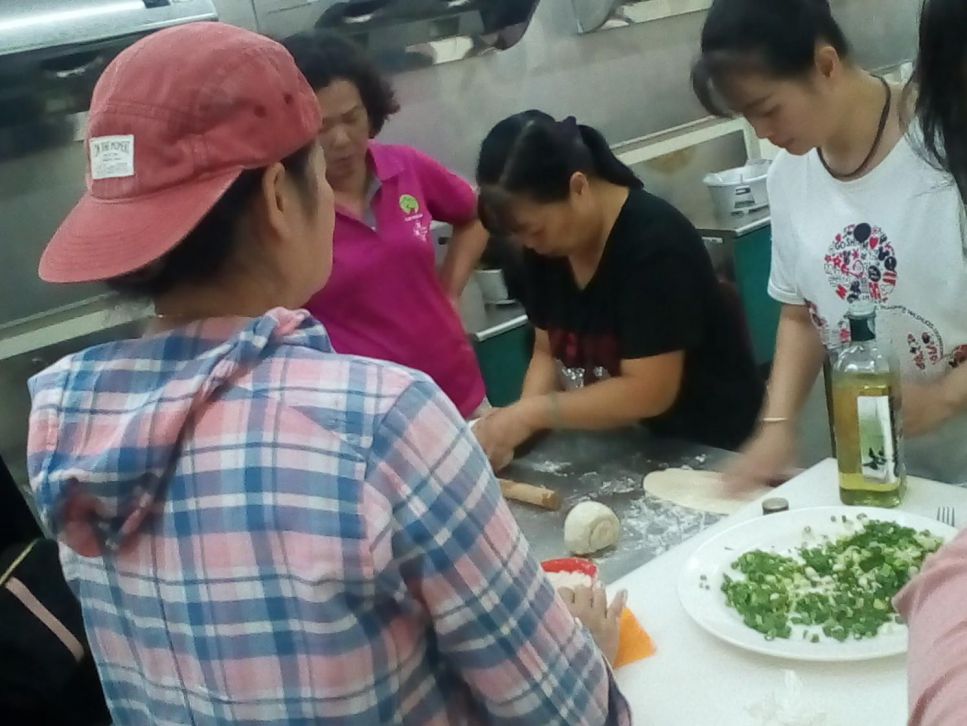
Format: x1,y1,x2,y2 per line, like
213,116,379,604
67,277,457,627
564,501,621,555
641,468,770,515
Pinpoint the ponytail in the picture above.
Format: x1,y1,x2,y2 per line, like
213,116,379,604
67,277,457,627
577,125,642,189
475,110,640,234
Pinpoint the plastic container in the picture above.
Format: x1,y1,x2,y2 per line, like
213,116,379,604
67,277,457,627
541,558,600,590
474,267,510,304
541,557,599,579
703,159,771,216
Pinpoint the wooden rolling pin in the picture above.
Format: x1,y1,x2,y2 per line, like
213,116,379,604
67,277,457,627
499,479,562,511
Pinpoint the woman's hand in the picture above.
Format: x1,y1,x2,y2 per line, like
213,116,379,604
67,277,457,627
558,585,627,666
723,420,798,492
472,402,541,471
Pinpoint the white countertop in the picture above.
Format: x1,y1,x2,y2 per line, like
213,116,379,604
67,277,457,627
613,458,967,725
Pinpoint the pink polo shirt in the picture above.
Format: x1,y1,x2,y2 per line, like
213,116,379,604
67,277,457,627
305,142,486,416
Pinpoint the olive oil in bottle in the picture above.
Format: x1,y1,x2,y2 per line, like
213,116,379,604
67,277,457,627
831,301,906,506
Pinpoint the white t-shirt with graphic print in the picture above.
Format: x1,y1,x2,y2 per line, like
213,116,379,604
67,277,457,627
767,130,967,482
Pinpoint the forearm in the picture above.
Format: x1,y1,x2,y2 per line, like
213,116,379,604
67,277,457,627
516,375,674,433
935,364,967,415
439,220,489,299
761,305,827,422
520,353,558,398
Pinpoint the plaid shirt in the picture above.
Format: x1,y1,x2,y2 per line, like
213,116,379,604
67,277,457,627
28,309,631,725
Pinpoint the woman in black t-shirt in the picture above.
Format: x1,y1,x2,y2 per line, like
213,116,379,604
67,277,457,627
472,111,764,469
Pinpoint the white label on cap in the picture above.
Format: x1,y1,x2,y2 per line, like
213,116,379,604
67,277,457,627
90,135,135,180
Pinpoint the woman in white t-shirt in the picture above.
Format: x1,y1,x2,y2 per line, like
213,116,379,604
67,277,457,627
692,0,967,484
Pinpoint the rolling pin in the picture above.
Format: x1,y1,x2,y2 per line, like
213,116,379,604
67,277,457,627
499,479,562,511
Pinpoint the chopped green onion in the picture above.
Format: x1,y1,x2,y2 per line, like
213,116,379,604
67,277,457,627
721,519,943,643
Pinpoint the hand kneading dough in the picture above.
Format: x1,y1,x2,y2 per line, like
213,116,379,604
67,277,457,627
564,501,620,555
641,468,771,515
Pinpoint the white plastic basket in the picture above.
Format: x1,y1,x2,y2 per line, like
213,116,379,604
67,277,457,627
703,159,771,216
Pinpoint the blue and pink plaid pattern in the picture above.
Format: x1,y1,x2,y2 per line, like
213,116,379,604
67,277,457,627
28,308,630,725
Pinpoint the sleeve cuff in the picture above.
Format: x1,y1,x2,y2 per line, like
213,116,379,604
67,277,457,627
767,279,804,306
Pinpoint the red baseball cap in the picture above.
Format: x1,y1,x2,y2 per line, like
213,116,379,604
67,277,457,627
39,22,322,284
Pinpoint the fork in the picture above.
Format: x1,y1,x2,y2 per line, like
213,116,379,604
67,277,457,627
937,505,957,528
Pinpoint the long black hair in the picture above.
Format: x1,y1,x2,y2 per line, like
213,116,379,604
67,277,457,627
692,0,851,117
913,0,967,201
475,110,642,235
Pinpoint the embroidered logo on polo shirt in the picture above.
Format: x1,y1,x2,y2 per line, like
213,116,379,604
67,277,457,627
399,194,420,214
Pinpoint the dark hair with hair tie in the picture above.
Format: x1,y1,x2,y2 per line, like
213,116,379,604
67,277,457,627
475,110,642,235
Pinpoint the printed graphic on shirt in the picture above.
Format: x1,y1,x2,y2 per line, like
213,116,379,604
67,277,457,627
949,345,967,369
549,329,618,390
824,222,898,303
805,298,850,349
399,194,420,215
908,331,942,371
879,305,944,373
397,193,429,241
818,224,963,373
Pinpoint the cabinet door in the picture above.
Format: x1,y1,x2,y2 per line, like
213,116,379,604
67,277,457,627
473,324,533,407
733,225,781,367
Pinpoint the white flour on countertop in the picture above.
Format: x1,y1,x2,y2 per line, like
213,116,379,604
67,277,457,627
528,460,571,474
594,474,640,496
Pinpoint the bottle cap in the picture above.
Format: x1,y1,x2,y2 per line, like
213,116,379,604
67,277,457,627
762,497,790,515
846,300,876,341
846,300,875,319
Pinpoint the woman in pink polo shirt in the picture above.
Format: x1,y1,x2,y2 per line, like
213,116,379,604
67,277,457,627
283,30,489,417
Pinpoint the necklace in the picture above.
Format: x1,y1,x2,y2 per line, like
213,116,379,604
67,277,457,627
818,76,892,180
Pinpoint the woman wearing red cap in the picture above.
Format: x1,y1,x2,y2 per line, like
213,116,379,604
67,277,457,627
282,30,490,419
27,22,630,725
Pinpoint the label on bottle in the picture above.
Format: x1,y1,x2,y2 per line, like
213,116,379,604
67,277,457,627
856,395,900,486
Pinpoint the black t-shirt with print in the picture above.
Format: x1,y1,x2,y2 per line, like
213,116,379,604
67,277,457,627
523,189,764,450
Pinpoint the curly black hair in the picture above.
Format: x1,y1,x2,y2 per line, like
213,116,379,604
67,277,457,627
282,29,400,136
913,0,967,201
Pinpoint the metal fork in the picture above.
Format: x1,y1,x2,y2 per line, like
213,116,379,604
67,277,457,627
938,505,957,528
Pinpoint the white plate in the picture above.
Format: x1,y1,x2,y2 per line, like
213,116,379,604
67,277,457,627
678,506,957,661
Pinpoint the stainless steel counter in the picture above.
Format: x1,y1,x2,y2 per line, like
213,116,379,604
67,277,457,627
675,184,772,241
465,301,528,343
502,428,734,583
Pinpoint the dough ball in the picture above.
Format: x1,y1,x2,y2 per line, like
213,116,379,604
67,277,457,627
564,501,620,555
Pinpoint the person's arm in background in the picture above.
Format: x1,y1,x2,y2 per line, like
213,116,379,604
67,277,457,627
405,146,489,304
520,328,559,398
895,531,967,725
724,304,826,489
902,364,967,437
439,220,489,303
723,164,825,489
369,376,631,724
478,351,684,451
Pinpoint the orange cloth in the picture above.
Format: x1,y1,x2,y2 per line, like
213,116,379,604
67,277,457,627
614,608,655,669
